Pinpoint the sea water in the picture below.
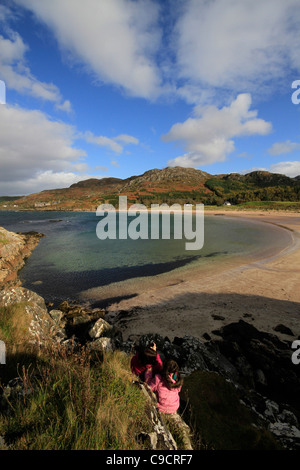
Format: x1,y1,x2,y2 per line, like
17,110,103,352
0,210,290,306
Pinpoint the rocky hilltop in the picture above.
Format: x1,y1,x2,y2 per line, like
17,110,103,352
121,166,211,189
1,166,299,211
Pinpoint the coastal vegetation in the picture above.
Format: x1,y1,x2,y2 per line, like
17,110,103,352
0,302,152,450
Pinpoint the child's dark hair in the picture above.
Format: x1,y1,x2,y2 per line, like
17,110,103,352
162,359,183,389
138,346,157,365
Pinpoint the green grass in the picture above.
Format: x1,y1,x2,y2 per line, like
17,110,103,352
239,200,300,210
204,201,300,211
0,345,153,450
0,233,9,246
0,303,153,450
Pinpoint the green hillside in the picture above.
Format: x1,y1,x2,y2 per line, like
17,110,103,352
1,167,299,211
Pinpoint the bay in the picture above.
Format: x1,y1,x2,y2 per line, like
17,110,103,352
0,210,288,306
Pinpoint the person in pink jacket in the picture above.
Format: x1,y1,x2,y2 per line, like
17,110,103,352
131,342,163,383
148,359,183,414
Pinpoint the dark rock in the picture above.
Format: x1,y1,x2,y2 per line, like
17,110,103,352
212,314,225,320
214,321,300,422
274,324,294,336
202,333,211,341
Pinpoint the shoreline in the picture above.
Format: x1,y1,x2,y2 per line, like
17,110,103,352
102,210,300,343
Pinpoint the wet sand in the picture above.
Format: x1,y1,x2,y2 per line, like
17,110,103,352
101,210,300,342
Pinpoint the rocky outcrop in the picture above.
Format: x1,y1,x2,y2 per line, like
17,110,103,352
0,287,60,347
0,227,44,289
121,166,211,191
136,381,178,450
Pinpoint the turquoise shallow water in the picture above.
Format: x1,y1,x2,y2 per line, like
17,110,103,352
0,211,289,306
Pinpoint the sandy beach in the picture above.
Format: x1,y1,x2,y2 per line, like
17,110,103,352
101,210,300,342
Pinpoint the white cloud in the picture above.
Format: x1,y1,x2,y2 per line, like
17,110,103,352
11,0,300,105
84,133,123,154
14,0,162,99
0,104,139,195
115,134,139,145
163,94,272,167
242,161,300,178
0,30,72,111
0,170,104,196
95,165,109,172
0,105,87,194
8,0,300,106
268,140,300,156
269,161,300,178
174,0,300,100
84,131,139,154
55,99,72,114
0,6,72,110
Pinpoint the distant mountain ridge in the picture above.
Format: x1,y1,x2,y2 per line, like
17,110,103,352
1,166,300,211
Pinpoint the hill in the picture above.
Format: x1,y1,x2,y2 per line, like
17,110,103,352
1,167,299,211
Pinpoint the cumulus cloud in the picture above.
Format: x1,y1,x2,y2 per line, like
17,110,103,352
269,161,300,178
14,0,162,99
0,105,138,195
268,140,300,156
175,0,300,100
0,105,89,194
163,94,272,167
83,132,139,154
0,170,106,197
11,0,300,105
115,134,139,146
242,161,300,178
55,99,72,114
0,10,72,110
9,0,300,105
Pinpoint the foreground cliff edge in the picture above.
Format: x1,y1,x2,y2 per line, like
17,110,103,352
0,225,300,450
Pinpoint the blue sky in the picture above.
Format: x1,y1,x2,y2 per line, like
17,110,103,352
1,0,300,196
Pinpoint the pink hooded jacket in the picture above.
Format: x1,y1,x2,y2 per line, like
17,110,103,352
148,374,182,414
131,351,163,380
